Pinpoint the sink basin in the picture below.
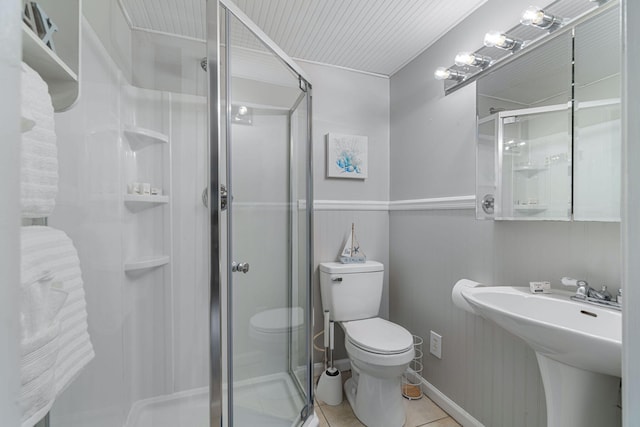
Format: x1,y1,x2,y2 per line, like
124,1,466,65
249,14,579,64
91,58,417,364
453,282,622,427
462,286,621,377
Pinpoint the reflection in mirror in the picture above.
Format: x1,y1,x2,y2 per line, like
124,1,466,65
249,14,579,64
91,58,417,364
573,7,621,221
477,32,572,220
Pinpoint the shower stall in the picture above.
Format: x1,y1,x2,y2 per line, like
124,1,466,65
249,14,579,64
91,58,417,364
17,0,314,426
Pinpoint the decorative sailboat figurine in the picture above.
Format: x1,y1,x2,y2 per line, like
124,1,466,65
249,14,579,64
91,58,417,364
340,223,366,264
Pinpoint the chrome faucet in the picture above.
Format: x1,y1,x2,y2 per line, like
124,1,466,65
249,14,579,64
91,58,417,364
561,277,620,310
561,277,591,299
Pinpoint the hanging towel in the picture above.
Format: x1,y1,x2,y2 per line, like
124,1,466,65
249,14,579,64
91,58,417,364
20,226,95,426
19,321,60,427
21,62,58,218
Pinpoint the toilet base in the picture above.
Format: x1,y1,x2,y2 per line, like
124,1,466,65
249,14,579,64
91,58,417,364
344,373,406,427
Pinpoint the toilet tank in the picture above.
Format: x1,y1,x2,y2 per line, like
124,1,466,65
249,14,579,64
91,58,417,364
319,261,384,322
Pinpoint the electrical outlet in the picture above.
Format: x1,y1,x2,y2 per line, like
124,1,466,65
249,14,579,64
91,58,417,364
430,331,442,359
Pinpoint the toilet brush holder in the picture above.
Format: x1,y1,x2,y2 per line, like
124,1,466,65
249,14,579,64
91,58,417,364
316,367,343,405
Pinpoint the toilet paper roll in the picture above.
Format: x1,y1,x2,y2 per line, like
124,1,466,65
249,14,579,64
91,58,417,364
452,279,485,314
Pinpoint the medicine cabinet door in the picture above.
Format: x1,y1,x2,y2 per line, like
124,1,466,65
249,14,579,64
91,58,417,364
497,105,572,221
573,7,621,221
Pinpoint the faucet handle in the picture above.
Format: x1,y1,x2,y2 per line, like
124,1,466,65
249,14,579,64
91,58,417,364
561,277,587,287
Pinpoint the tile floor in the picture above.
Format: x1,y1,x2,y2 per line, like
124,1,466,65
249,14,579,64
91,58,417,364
314,371,460,427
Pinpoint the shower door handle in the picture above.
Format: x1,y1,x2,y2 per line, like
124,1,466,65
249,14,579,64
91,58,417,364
232,262,250,273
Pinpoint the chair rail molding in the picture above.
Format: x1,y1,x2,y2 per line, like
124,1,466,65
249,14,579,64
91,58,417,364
312,195,476,212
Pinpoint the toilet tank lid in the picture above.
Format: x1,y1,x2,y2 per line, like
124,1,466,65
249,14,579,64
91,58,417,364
319,261,383,274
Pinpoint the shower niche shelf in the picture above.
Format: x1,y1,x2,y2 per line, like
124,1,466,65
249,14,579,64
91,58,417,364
124,195,169,211
513,205,548,213
513,165,548,177
123,125,169,151
23,23,77,82
124,255,170,272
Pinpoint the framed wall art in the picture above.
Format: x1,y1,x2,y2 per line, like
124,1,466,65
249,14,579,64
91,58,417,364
326,133,368,179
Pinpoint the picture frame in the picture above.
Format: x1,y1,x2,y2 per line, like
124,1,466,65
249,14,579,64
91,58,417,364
326,133,368,179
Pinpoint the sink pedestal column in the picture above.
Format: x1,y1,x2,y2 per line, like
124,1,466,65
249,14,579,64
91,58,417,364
536,353,620,427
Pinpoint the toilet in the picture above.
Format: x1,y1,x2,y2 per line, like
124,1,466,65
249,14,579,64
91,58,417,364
319,261,414,427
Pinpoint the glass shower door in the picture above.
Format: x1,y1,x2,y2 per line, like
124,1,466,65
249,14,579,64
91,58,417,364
223,7,312,427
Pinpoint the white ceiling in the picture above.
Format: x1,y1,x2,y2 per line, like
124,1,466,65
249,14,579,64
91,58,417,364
119,0,488,76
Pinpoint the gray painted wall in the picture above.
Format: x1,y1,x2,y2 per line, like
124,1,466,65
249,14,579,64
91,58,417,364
300,61,390,361
303,61,390,202
389,1,622,426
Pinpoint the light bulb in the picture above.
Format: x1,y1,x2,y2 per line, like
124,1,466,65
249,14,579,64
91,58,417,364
520,6,562,29
454,52,474,66
521,6,545,26
484,31,521,51
484,31,506,48
433,67,467,82
433,67,466,82
238,105,248,115
454,52,492,68
434,67,451,80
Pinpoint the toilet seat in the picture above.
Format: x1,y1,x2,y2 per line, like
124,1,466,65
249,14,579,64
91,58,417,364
343,318,414,368
343,317,413,354
249,307,303,334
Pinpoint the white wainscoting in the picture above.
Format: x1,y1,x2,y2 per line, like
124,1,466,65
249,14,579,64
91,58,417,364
312,195,476,212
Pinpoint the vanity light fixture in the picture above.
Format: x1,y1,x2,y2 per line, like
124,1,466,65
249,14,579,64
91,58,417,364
454,52,493,69
520,6,563,29
434,67,467,81
484,31,522,51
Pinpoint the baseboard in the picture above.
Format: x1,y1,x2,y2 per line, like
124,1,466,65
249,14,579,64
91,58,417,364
313,358,351,377
419,377,484,427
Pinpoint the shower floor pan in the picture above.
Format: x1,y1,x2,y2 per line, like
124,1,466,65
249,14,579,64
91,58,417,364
124,372,305,427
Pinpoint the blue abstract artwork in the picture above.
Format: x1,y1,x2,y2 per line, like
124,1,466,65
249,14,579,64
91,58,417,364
326,133,368,179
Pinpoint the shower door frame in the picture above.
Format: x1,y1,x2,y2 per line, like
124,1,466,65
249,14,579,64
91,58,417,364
207,1,314,425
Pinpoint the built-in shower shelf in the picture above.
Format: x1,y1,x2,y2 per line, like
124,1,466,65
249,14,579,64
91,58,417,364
23,23,77,83
513,165,548,177
514,205,548,213
124,255,170,272
124,195,169,211
123,125,169,151
21,0,81,111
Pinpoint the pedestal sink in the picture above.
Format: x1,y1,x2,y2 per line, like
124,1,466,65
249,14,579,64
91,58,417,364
452,281,621,427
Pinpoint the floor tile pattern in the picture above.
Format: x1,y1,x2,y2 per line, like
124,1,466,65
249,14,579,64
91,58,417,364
314,371,461,427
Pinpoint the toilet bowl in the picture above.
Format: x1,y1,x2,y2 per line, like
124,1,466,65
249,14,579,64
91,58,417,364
342,317,414,427
319,261,415,427
249,307,304,375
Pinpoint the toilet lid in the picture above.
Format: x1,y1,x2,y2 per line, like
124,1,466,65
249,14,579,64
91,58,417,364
343,318,413,355
250,307,304,333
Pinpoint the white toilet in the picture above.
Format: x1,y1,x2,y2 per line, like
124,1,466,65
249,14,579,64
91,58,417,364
319,261,414,427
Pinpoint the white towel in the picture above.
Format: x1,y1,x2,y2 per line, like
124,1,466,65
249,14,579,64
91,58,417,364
20,322,60,427
20,270,67,342
20,226,95,426
21,63,58,218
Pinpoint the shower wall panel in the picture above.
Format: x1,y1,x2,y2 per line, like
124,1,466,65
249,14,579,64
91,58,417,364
49,15,210,426
169,93,209,392
50,19,129,427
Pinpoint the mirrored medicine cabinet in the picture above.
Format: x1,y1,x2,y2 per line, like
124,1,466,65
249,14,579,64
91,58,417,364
476,4,620,221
